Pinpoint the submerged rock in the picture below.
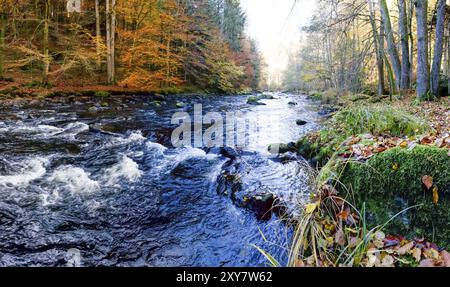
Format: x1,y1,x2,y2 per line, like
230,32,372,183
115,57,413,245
288,101,297,106
176,102,185,108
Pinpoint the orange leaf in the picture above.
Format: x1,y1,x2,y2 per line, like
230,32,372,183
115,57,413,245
422,175,433,190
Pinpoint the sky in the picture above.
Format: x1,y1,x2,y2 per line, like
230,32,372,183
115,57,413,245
240,0,316,78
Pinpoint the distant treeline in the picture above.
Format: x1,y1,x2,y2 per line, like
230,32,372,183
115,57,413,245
0,0,266,93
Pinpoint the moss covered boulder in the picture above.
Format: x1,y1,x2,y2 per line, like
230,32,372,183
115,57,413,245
334,145,450,248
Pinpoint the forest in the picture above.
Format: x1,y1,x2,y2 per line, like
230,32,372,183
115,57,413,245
283,0,450,100
0,0,450,269
0,0,264,94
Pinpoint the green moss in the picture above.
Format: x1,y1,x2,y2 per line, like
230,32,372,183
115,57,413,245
334,146,450,248
94,91,111,98
333,105,430,137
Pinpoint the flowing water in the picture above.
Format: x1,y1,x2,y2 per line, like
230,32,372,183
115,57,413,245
0,93,321,267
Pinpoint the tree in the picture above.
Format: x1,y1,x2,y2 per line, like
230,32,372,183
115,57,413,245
368,0,385,96
398,0,411,90
0,0,7,79
42,0,51,84
95,0,101,69
416,0,429,99
431,0,446,96
379,0,402,91
106,0,116,84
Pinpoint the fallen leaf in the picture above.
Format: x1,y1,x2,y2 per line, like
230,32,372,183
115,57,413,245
422,175,433,190
412,248,422,262
366,249,380,267
337,210,349,221
305,202,318,214
295,259,305,267
432,187,439,205
375,231,385,241
381,255,395,267
399,141,408,148
392,163,399,171
335,228,345,246
396,241,414,256
440,251,450,267
424,248,440,260
348,237,361,249
419,259,435,267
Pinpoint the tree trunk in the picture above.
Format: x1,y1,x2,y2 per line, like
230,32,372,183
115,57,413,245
431,0,446,97
408,0,415,81
399,0,411,91
0,2,6,79
111,0,116,84
379,0,402,90
106,0,112,84
416,0,430,99
448,16,450,95
368,0,384,96
42,0,50,85
95,0,101,69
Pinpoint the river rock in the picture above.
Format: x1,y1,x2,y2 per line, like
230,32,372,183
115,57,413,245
88,106,99,113
296,119,308,126
318,107,338,116
220,146,239,160
247,96,266,105
176,102,185,108
268,142,296,154
288,101,297,106
150,101,162,108
245,193,275,220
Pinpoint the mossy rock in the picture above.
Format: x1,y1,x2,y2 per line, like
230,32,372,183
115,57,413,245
334,145,450,249
176,102,185,108
295,136,333,167
150,101,162,108
94,91,111,98
268,143,295,154
247,95,267,105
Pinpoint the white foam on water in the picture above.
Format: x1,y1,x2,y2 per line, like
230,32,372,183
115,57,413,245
170,146,217,164
48,166,99,194
104,156,142,186
113,131,146,146
146,141,167,155
58,122,90,138
0,157,49,188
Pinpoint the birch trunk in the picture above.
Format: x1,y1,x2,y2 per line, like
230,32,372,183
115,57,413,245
431,0,446,96
368,0,384,96
416,0,430,99
42,0,50,84
0,1,6,78
379,0,402,90
399,0,411,90
110,0,116,84
95,0,101,69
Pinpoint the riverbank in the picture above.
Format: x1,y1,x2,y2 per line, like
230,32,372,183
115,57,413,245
283,92,450,267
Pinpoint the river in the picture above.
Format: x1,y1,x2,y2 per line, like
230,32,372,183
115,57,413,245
0,93,321,266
